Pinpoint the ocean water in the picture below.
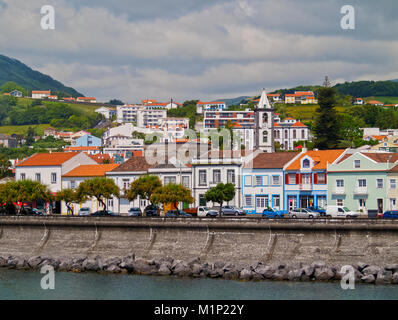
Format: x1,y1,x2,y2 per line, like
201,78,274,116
0,269,397,300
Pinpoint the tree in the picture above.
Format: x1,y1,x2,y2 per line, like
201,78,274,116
77,177,120,211
0,156,12,178
25,127,36,146
127,175,162,205
0,81,26,96
109,99,124,105
204,183,235,216
56,188,84,215
313,78,342,149
150,184,194,211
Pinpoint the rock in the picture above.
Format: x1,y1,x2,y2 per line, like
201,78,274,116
272,269,288,281
73,255,87,264
385,264,398,273
213,261,225,270
173,262,192,277
82,259,100,272
361,274,375,284
106,265,121,273
71,263,84,273
288,269,303,281
314,267,335,281
251,272,263,281
239,268,252,280
223,263,236,272
311,261,326,269
300,265,314,280
28,256,43,269
7,256,26,269
171,259,183,270
191,264,202,277
223,269,240,280
133,259,158,275
187,257,201,267
355,262,369,272
103,258,122,269
58,258,73,272
257,266,276,279
0,256,7,267
376,270,393,285
392,272,398,284
119,258,135,272
362,266,381,276
209,269,224,278
158,264,172,276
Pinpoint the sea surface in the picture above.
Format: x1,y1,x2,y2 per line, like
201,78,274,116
0,269,397,300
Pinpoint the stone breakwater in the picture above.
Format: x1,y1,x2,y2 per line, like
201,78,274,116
1,254,398,285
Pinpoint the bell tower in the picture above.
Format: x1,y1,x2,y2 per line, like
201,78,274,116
255,89,274,153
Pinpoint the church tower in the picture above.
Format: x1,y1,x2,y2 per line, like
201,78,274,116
255,89,274,153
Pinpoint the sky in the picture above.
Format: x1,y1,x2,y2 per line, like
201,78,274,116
0,0,397,103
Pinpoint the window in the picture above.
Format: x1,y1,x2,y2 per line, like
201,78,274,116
336,179,344,187
318,173,326,184
273,195,280,207
199,194,206,206
303,159,310,168
390,179,396,189
272,175,280,185
359,199,366,208
245,195,253,207
302,130,305,139
354,160,361,168
20,173,25,181
262,113,268,124
123,179,130,190
263,131,268,143
182,176,189,188
337,199,344,206
51,173,57,184
293,130,296,139
199,170,207,186
244,176,252,186
164,176,176,185
285,130,288,139
227,170,235,184
255,176,262,186
70,181,76,189
358,179,367,187
213,170,221,183
288,173,296,184
35,173,41,182
377,179,383,189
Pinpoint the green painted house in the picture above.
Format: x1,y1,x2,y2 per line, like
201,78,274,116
327,152,398,216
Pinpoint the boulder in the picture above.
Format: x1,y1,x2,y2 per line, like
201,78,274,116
71,263,84,273
82,259,100,272
158,264,172,276
133,259,158,275
119,258,135,272
209,269,224,278
311,261,326,269
28,256,43,269
103,258,122,269
361,274,375,284
223,269,240,280
300,265,315,281
257,266,276,279
385,264,398,273
213,261,225,270
355,262,369,272
392,272,398,284
173,262,192,277
362,266,381,276
288,269,303,281
272,269,288,281
191,264,202,277
106,265,121,273
58,258,73,272
376,270,393,285
239,268,252,280
7,256,26,269
0,256,7,268
187,257,201,267
314,267,335,281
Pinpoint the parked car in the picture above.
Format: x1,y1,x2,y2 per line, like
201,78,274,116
128,207,142,217
262,207,285,218
196,206,212,217
326,206,358,218
91,210,120,217
221,206,246,216
144,205,159,217
78,207,91,216
165,210,192,218
382,210,398,219
19,207,43,216
288,208,320,219
204,210,219,217
308,206,326,216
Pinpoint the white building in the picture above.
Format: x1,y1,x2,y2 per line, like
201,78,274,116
116,104,167,127
95,107,117,119
274,118,310,151
32,90,51,99
197,101,227,114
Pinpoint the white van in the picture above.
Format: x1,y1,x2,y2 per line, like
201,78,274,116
326,206,358,218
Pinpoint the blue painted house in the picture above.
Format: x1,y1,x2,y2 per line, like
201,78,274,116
242,152,301,214
73,134,102,147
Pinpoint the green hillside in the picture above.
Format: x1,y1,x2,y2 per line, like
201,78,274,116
0,54,83,97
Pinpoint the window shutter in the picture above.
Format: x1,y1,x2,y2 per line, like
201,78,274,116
296,174,299,184
314,173,318,184
285,173,289,184
325,173,327,184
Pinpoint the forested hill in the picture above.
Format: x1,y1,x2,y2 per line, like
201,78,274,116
333,81,398,97
0,54,83,97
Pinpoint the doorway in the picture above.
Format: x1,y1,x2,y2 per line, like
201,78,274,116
377,199,383,214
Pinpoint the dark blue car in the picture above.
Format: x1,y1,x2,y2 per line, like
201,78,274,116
262,208,285,218
165,210,192,218
308,206,326,216
382,211,398,219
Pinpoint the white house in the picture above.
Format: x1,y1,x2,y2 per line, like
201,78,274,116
95,107,117,119
32,90,51,99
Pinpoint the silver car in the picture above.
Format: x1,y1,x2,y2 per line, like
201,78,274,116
78,207,91,216
289,208,320,219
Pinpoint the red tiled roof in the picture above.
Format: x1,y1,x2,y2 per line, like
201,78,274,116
65,146,100,151
63,164,119,177
291,121,307,127
16,152,79,167
287,150,346,170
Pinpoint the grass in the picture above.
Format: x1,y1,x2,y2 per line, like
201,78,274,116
0,124,50,136
364,96,398,104
285,105,349,122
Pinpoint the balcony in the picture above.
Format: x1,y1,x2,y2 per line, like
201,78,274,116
332,187,346,195
299,184,313,191
354,187,368,195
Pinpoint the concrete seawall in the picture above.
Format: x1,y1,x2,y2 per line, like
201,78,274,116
1,217,398,266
